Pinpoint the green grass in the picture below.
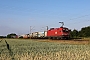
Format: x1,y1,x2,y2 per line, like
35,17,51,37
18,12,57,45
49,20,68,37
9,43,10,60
83,37,90,40
0,39,90,60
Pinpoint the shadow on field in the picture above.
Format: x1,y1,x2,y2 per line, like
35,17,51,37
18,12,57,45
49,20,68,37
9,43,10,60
5,40,14,60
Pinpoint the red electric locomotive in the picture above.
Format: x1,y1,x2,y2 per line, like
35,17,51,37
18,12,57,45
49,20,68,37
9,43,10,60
47,22,71,39
47,27,70,39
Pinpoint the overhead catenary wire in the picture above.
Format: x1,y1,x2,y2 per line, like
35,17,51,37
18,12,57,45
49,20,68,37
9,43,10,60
68,20,90,25
69,14,90,20
65,14,90,25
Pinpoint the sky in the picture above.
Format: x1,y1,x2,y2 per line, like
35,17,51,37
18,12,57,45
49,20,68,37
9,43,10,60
0,0,90,36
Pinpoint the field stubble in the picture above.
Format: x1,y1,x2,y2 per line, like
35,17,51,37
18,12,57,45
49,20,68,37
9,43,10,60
0,39,90,60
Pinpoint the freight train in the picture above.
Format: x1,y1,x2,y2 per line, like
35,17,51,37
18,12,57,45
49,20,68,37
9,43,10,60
19,22,71,39
29,27,70,39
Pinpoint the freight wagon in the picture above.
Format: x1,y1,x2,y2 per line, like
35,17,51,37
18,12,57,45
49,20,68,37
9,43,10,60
30,31,48,39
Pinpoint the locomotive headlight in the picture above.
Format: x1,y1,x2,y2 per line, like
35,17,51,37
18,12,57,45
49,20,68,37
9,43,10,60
55,32,57,34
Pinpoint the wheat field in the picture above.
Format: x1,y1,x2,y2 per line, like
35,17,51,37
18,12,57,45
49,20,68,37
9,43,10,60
0,39,90,60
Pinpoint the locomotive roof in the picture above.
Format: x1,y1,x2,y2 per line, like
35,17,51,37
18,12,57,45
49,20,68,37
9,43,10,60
49,27,68,30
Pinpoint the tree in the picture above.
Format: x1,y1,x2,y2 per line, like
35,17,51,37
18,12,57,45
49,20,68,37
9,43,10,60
7,33,17,38
79,26,90,37
70,29,78,38
0,36,6,38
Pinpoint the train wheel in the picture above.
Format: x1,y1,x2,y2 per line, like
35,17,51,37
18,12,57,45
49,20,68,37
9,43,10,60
56,37,60,40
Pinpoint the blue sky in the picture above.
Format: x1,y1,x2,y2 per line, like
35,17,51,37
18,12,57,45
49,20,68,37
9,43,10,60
0,0,90,35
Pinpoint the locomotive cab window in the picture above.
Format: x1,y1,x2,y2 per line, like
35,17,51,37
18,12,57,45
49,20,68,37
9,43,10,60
63,29,69,32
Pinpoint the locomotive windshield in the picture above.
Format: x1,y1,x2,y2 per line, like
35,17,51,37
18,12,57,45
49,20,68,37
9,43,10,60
62,28,69,32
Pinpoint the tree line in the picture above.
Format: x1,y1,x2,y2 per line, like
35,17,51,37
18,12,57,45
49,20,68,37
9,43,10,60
0,33,17,38
70,26,90,38
0,26,90,38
